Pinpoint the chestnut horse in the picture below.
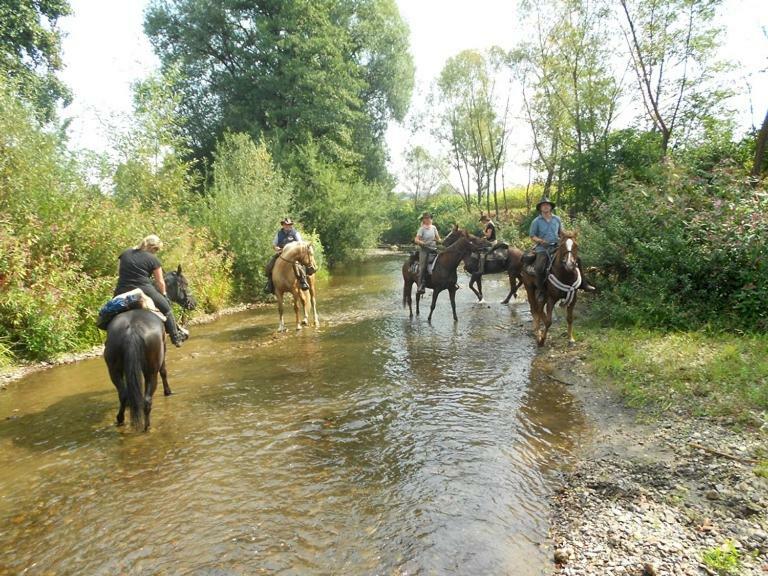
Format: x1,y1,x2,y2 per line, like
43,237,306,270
519,232,582,346
103,266,196,431
402,226,485,322
272,241,319,331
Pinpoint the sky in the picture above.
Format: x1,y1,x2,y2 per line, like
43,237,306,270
59,0,768,186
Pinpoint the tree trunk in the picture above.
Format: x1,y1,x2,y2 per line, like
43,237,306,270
751,107,768,180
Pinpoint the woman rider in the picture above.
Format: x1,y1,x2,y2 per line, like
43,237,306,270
114,234,188,347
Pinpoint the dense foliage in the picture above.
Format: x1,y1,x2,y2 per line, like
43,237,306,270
0,80,231,363
0,0,72,120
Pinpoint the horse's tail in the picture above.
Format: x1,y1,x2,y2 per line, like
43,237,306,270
123,332,146,430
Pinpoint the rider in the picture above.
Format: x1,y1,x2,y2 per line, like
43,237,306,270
414,211,441,294
264,217,310,294
114,234,188,347
477,213,497,275
529,196,595,301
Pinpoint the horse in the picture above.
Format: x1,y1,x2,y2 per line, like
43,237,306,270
519,232,582,346
449,236,525,304
272,241,319,331
103,265,196,431
402,226,485,322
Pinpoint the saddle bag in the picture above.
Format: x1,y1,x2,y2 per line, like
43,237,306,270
96,291,145,330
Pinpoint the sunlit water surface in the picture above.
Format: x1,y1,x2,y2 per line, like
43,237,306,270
0,254,588,575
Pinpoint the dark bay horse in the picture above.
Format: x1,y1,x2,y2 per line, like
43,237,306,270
402,227,485,322
442,227,524,304
103,265,196,431
272,241,319,331
519,232,581,346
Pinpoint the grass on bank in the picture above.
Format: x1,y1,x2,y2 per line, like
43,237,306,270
581,326,768,427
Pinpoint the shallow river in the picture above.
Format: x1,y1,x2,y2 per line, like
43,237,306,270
0,254,588,575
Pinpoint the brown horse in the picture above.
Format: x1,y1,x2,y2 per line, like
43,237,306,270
519,232,582,346
402,226,485,322
443,227,524,304
273,241,319,331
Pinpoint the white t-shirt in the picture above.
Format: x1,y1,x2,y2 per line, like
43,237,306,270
417,224,439,250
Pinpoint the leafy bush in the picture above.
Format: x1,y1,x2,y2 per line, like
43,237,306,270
579,165,768,331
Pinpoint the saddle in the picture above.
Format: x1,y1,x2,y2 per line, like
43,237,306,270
409,251,438,275
96,288,166,330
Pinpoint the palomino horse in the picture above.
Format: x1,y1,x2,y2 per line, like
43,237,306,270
519,232,581,346
272,241,319,331
402,226,485,322
103,265,196,431
442,226,524,304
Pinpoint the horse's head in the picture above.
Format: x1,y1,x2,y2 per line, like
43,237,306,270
165,264,197,310
288,242,317,276
555,232,579,273
443,224,466,247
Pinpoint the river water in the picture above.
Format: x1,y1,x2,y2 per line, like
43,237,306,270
0,253,588,576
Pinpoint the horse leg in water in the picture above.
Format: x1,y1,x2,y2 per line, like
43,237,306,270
142,370,159,432
537,297,555,347
107,361,127,426
469,273,484,303
403,278,414,318
565,299,576,345
276,291,287,332
306,276,319,326
448,285,458,321
160,355,171,396
291,287,303,330
502,275,521,304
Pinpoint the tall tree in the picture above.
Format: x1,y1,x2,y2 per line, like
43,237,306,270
618,0,728,154
401,145,446,209
515,0,621,209
144,0,414,184
433,49,511,213
0,0,72,121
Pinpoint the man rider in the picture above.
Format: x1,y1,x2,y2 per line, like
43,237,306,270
529,196,595,301
264,217,310,294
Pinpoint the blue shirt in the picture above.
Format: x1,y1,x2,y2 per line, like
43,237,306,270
529,215,561,253
273,227,303,248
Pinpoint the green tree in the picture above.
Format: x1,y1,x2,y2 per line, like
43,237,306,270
618,0,729,154
433,49,512,214
401,146,447,210
0,0,72,121
144,0,413,184
515,0,620,210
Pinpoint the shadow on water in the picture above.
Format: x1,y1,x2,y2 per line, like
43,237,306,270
0,253,590,576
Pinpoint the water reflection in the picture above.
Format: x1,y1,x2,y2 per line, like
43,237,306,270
0,255,588,575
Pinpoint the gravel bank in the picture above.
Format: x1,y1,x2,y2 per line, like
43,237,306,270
539,343,767,576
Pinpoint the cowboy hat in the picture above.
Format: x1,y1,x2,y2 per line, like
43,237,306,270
535,196,556,211
280,217,294,225
479,214,491,222
419,211,433,220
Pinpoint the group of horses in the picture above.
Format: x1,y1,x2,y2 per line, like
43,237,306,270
402,225,585,347
104,232,584,432
103,242,319,431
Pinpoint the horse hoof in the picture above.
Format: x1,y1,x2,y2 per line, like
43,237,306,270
164,390,173,397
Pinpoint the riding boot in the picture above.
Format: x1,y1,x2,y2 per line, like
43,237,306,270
264,278,274,294
536,273,547,303
417,276,426,294
576,259,596,292
299,272,310,291
165,317,186,348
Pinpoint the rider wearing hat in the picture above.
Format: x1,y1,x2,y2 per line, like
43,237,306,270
529,196,595,301
264,217,310,294
414,211,441,294
477,213,497,274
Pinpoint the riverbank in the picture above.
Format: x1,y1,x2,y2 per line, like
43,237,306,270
540,339,768,575
0,303,264,389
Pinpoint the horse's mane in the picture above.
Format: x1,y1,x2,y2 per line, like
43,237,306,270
443,227,483,252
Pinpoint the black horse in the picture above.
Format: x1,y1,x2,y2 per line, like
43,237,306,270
443,228,524,304
103,265,196,431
